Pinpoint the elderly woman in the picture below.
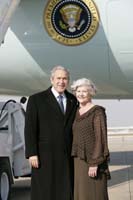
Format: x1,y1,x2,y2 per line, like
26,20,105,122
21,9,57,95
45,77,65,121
71,78,110,200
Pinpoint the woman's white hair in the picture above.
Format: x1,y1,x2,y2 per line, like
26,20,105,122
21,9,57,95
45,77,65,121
71,78,97,96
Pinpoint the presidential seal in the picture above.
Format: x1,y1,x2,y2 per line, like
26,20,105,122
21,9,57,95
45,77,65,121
44,0,99,46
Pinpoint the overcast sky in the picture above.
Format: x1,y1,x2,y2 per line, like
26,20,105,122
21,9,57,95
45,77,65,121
0,95,133,127
94,99,133,127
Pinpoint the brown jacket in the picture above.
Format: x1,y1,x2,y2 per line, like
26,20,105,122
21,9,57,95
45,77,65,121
71,105,110,178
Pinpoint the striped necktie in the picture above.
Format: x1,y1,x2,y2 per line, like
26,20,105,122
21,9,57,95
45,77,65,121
58,95,64,113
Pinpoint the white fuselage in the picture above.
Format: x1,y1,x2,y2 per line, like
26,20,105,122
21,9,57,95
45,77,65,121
0,0,133,98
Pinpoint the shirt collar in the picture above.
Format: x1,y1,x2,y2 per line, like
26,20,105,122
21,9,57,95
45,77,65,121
51,87,66,99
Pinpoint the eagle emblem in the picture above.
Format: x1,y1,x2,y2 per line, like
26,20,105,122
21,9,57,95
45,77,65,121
44,0,99,45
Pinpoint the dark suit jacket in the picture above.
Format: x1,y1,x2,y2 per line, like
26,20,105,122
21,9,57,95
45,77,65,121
24,87,77,200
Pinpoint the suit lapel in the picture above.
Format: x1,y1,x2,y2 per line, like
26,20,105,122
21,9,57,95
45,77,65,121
44,87,65,118
64,91,76,125
42,88,76,121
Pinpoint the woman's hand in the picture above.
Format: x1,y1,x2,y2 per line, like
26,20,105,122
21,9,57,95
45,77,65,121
88,166,98,177
29,155,39,168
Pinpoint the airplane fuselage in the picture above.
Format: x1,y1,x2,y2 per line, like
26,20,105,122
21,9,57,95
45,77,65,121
0,0,133,98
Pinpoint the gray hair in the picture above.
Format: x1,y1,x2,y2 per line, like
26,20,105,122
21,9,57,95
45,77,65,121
50,65,70,79
71,78,97,96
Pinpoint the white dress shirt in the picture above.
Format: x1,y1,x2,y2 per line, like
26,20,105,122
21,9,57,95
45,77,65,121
51,87,67,112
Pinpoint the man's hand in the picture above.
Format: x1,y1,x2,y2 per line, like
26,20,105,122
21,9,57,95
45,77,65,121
29,156,39,168
88,166,98,177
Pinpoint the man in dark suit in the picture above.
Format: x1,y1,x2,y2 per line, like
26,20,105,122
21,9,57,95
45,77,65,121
24,66,77,200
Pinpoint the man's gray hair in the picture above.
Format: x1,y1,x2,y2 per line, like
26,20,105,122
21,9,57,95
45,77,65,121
50,65,70,79
71,78,97,96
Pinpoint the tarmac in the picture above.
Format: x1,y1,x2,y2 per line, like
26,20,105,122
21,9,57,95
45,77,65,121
10,131,133,200
108,132,133,200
